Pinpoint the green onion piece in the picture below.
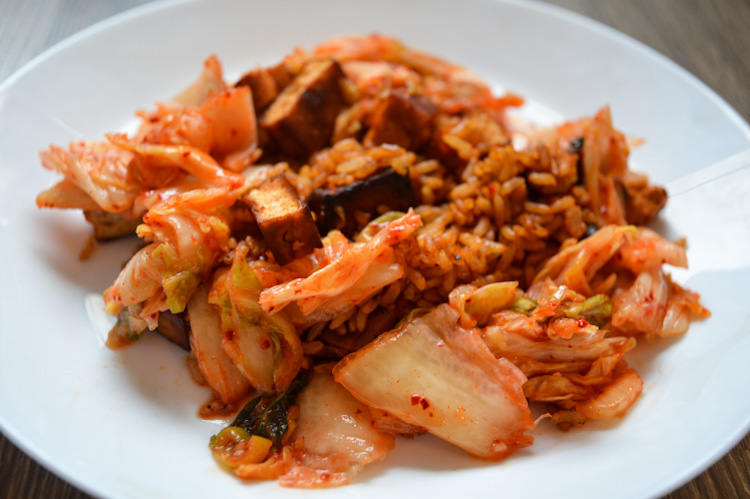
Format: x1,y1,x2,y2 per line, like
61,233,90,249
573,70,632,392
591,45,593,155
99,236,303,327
510,296,538,315
163,271,200,314
563,294,612,326
465,282,519,320
229,371,309,450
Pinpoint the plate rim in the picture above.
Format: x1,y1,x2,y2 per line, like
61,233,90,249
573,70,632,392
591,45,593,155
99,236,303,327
1,1,749,498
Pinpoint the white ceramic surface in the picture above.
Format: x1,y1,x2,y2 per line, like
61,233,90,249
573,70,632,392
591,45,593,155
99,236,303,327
1,0,749,498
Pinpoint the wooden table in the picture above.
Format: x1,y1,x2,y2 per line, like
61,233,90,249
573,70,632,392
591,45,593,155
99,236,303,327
1,0,749,497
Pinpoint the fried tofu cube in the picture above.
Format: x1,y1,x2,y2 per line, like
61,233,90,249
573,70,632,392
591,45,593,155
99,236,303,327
246,175,322,265
364,90,437,151
260,59,347,159
235,62,294,112
309,167,418,238
155,310,190,351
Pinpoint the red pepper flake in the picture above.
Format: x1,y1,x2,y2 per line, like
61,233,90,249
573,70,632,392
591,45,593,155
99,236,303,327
577,319,589,328
260,339,271,350
411,395,430,410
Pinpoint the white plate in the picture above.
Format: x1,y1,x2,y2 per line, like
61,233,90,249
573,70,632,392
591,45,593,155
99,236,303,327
1,0,750,498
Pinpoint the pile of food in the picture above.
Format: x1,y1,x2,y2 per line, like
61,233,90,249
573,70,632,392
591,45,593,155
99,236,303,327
36,35,710,488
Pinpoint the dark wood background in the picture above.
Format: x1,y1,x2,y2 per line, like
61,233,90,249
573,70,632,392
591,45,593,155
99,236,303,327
1,0,749,497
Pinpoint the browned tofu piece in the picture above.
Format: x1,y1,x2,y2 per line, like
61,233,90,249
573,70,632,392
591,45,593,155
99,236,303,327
260,59,347,160
83,210,142,241
155,310,190,351
235,62,294,112
309,168,418,238
246,175,322,265
267,62,294,89
424,116,466,173
364,90,437,151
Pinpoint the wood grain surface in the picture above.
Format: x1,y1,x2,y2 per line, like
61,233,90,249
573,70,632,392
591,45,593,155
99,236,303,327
1,0,749,497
